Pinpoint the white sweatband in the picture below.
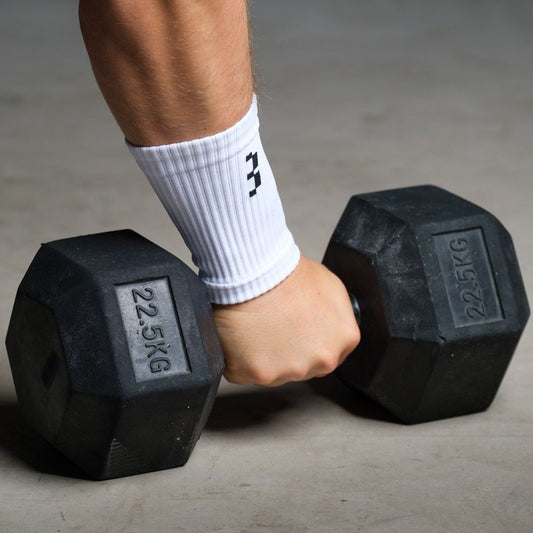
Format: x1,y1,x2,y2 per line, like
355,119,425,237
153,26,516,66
127,96,300,304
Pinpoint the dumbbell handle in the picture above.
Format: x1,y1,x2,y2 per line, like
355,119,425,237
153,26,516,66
349,293,362,326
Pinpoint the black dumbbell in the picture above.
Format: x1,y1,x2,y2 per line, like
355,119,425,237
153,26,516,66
323,185,529,424
6,185,529,479
6,230,224,480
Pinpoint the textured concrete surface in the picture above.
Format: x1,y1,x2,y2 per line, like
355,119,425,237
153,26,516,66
1,1,532,531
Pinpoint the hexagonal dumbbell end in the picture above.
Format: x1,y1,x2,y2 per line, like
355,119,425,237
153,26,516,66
323,185,529,424
6,230,224,479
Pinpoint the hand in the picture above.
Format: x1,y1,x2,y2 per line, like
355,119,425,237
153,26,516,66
213,256,360,387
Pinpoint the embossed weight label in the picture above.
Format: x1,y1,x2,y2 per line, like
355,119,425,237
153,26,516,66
433,228,503,328
115,278,190,382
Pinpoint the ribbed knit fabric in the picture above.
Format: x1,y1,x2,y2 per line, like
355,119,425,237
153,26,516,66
127,96,300,304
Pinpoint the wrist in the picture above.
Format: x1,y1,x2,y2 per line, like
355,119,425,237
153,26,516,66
128,95,300,304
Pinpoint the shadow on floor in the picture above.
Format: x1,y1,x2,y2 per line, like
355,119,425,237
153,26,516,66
205,375,397,433
308,374,397,423
0,398,89,480
0,376,397,479
309,374,398,424
205,382,304,432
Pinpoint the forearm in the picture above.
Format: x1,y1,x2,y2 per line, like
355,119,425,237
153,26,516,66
78,0,360,386
79,0,254,146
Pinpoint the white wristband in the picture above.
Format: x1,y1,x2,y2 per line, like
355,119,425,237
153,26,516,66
127,96,300,304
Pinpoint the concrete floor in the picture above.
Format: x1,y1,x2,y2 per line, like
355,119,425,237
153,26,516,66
1,0,532,531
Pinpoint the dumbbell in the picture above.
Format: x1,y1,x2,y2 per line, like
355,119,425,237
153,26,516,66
6,185,529,479
323,185,529,423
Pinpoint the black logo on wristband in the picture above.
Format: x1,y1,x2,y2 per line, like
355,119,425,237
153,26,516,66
246,152,262,197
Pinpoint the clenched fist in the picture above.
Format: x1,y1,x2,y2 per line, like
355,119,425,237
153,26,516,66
214,256,360,387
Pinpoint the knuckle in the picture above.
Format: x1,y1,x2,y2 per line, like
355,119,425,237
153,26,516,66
274,360,310,383
224,365,274,387
317,351,339,375
291,364,311,383
348,324,361,352
338,325,361,366
249,368,277,387
223,369,247,385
